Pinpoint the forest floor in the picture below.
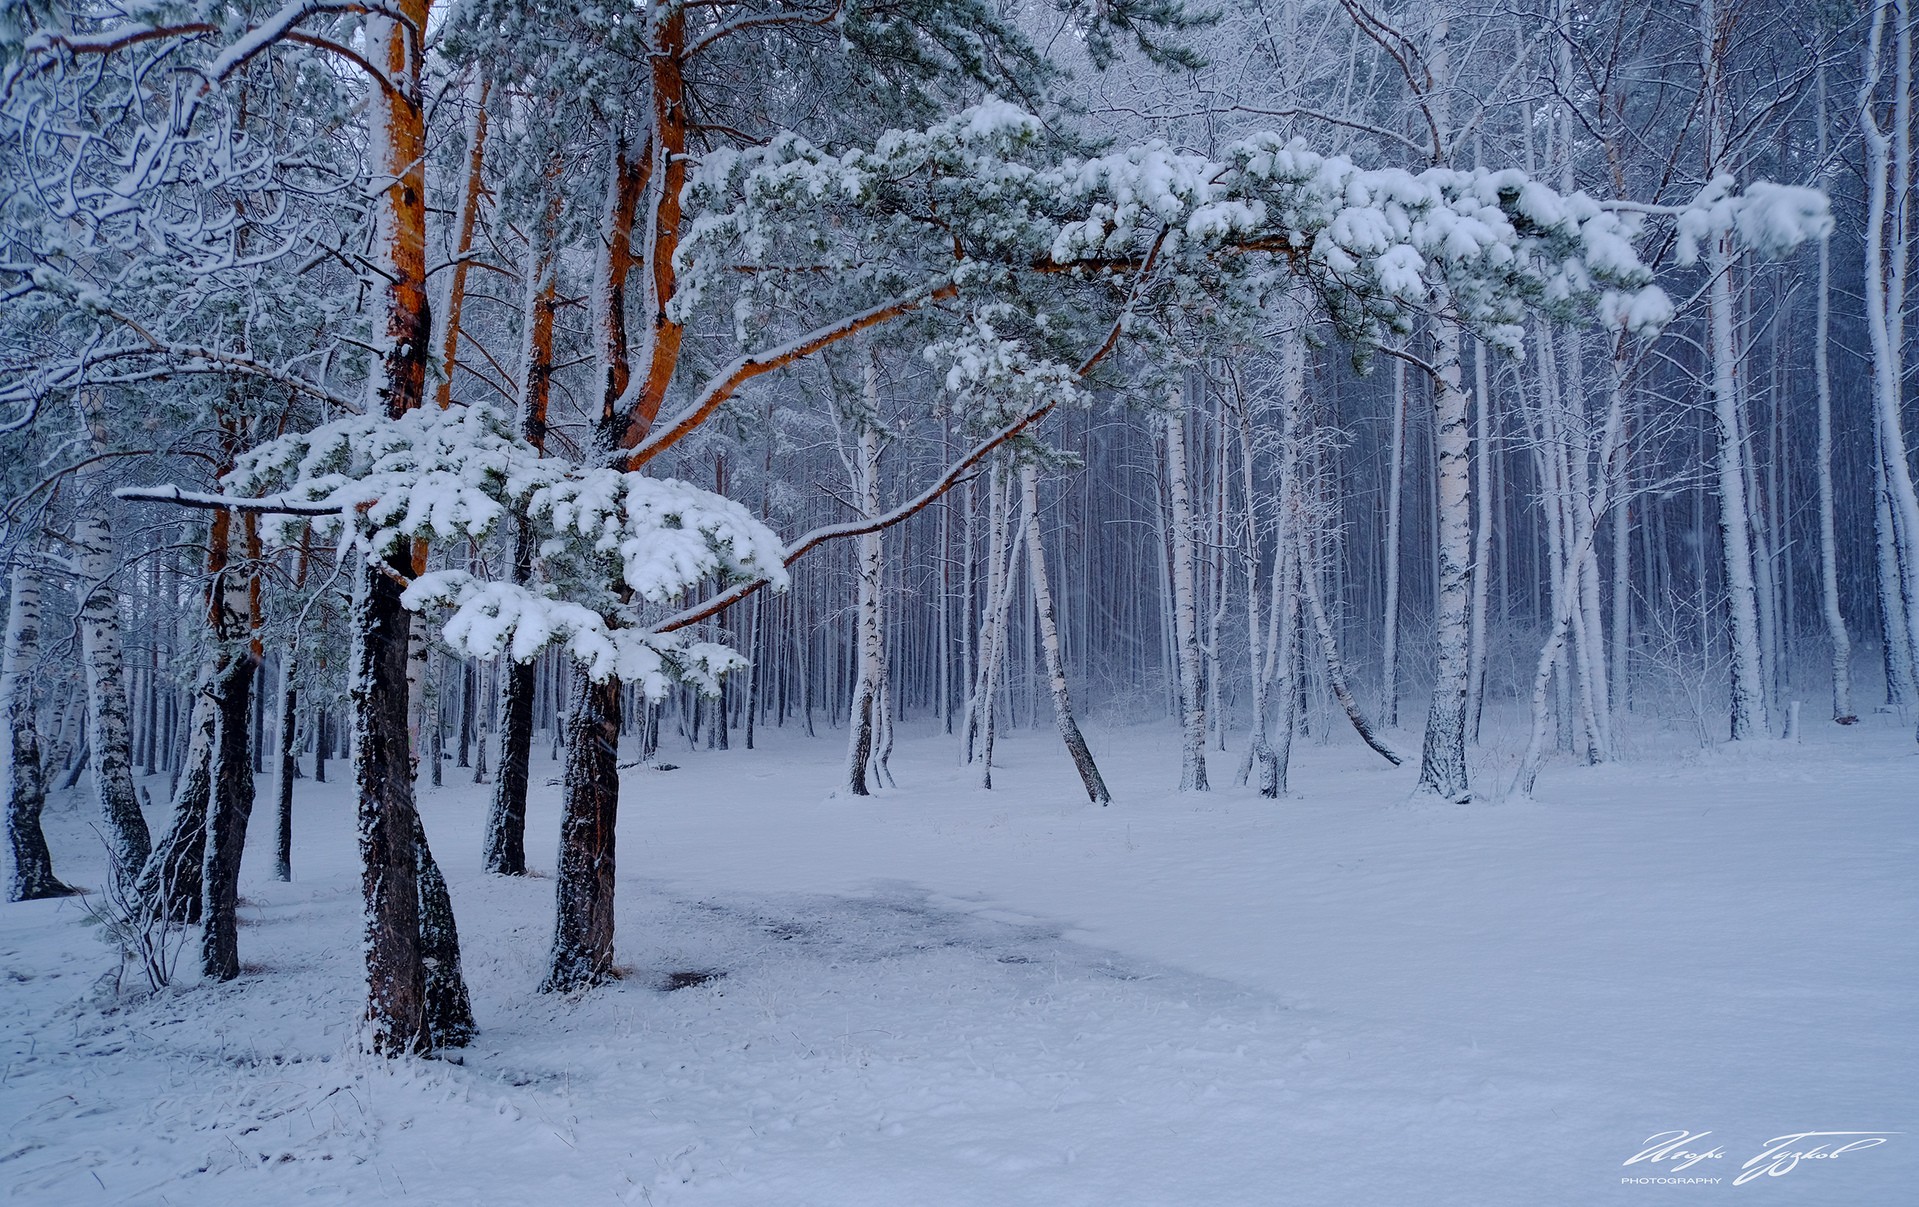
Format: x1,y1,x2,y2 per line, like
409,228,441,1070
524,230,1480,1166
2,708,1916,1205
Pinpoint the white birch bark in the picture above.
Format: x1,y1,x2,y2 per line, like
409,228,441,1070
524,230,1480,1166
1702,0,1769,741
1518,365,1633,794
1165,394,1209,791
71,395,153,873
1021,463,1110,804
6,563,74,900
1381,359,1406,729
1862,0,1919,734
1414,310,1475,800
843,369,886,796
1816,59,1855,723
1467,336,1494,742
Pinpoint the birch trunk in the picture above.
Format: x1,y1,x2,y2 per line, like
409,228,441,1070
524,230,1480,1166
1467,337,1494,742
1873,439,1917,706
1022,464,1110,804
1699,0,1769,742
1415,312,1474,800
1815,61,1856,723
1518,357,1634,794
1381,360,1406,729
972,467,1023,788
6,564,74,900
1861,0,1919,735
71,399,152,874
844,372,886,796
1298,527,1403,766
1165,397,1209,791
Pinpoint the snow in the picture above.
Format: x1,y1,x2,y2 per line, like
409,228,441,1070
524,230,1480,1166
4,715,1913,1204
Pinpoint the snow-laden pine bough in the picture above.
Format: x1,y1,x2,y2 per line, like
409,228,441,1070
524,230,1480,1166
97,95,1830,1044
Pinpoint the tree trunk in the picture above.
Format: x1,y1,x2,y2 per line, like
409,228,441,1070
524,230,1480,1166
414,810,474,1045
6,564,75,900
432,76,490,411
1467,337,1495,740
137,669,213,923
543,674,621,992
1382,359,1406,729
70,399,153,874
1415,312,1475,799
1861,0,1919,735
1022,464,1110,804
484,193,559,875
1299,527,1403,766
199,642,254,981
1165,398,1209,791
355,0,471,1055
1815,62,1855,723
844,376,886,796
275,653,298,881
200,505,262,982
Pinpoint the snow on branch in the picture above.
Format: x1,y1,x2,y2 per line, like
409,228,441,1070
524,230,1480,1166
150,402,788,690
682,101,1830,358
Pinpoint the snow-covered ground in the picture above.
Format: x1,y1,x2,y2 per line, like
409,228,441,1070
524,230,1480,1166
4,714,1915,1205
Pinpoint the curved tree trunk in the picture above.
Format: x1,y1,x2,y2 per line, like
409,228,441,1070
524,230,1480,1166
1022,463,1110,804
1298,528,1403,767
137,668,213,923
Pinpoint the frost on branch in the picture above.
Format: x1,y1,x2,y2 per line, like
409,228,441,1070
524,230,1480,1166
529,471,787,606
226,404,786,690
226,403,539,553
926,306,1088,431
1675,176,1835,266
680,102,1826,361
401,575,747,697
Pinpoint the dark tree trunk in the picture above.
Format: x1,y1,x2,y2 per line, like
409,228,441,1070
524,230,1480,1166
355,553,430,1054
6,566,76,901
275,657,297,881
457,660,473,768
312,706,327,783
542,674,622,992
483,647,535,875
138,684,212,923
413,810,475,1046
201,650,256,981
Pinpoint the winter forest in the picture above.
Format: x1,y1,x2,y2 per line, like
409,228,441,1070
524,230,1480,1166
0,0,1914,1202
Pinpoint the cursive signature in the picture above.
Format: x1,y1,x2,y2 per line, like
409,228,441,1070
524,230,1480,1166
1623,1130,1898,1186
1732,1132,1897,1186
1625,1131,1725,1172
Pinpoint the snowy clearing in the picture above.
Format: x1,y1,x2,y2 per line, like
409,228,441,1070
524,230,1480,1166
4,718,1914,1206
